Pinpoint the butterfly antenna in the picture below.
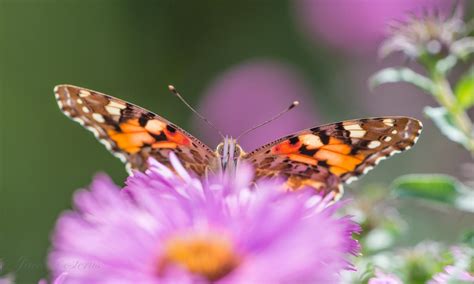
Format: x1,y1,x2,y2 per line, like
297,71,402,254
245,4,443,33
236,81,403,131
168,85,225,139
236,100,299,141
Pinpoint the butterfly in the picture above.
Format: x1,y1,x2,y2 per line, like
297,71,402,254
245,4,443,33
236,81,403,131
55,84,422,199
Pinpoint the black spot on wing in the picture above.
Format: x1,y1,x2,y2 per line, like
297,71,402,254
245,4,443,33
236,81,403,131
104,116,122,132
350,147,360,155
310,126,320,132
299,145,317,156
289,137,300,145
335,122,344,131
357,140,370,149
317,160,329,167
319,132,330,145
150,132,167,141
138,114,149,127
166,125,177,133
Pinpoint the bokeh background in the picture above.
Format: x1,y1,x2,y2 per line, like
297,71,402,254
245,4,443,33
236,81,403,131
1,0,473,282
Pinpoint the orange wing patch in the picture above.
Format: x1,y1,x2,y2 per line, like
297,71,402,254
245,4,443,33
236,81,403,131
271,135,361,176
108,119,154,154
163,127,191,146
108,130,154,154
108,118,191,154
314,149,362,172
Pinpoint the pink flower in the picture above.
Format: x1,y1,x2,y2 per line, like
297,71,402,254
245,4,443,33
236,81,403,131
47,154,360,283
294,0,457,55
380,4,472,60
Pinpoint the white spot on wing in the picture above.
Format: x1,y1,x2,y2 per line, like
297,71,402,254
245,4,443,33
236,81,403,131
82,106,90,113
92,113,105,123
105,105,122,115
108,101,126,109
349,130,366,138
344,124,363,131
345,176,358,184
383,119,395,126
126,163,133,175
383,136,392,142
389,150,402,156
362,166,374,174
86,126,100,138
76,98,83,104
79,90,91,97
300,134,322,148
391,130,398,134
99,139,113,150
113,152,127,163
374,156,387,164
72,117,85,126
368,141,381,149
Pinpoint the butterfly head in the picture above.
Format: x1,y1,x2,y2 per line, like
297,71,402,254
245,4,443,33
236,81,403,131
215,137,245,172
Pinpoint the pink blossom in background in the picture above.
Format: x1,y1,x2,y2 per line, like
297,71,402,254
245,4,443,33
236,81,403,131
0,275,13,284
294,0,457,55
195,60,320,151
429,247,474,284
0,259,13,284
429,266,474,284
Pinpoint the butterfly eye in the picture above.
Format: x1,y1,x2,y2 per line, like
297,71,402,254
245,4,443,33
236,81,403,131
233,145,243,159
216,143,224,157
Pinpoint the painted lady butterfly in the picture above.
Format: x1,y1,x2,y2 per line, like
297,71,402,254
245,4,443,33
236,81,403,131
55,84,422,199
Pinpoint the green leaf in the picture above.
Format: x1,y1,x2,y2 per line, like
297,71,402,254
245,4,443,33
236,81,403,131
424,106,472,148
455,66,474,109
369,67,435,93
391,174,474,212
392,174,459,203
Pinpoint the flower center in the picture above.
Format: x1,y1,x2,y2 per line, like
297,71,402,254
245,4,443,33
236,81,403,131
159,233,239,281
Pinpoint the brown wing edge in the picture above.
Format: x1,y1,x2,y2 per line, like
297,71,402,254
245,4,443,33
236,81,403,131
341,117,423,184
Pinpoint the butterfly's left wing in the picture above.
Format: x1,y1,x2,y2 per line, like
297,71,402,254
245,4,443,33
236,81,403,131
244,117,422,199
55,84,216,174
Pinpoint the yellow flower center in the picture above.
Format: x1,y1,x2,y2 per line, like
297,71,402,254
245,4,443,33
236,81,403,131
158,233,239,281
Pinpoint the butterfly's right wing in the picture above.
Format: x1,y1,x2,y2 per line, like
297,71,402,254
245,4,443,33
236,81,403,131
244,117,422,199
55,84,216,174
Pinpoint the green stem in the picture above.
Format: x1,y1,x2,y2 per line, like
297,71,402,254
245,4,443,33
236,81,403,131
432,73,474,156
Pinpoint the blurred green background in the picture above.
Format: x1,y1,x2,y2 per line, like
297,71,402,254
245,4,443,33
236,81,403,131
1,1,473,282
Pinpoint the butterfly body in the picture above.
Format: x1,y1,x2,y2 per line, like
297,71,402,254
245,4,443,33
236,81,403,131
214,137,245,175
55,84,422,199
